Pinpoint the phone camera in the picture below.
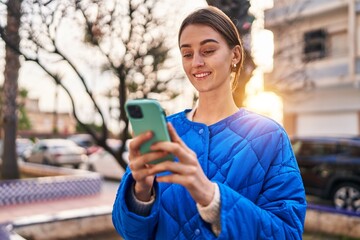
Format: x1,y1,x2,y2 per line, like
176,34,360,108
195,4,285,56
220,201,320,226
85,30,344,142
127,105,143,119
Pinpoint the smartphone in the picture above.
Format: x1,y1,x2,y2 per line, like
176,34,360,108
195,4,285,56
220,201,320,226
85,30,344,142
125,99,174,164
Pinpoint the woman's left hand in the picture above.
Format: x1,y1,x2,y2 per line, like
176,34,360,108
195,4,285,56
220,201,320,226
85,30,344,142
147,123,215,206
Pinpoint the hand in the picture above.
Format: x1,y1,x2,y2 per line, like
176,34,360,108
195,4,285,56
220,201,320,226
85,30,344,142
128,131,169,201
146,123,215,206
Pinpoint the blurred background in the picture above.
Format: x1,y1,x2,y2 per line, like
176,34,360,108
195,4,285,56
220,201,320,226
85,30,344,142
1,0,360,239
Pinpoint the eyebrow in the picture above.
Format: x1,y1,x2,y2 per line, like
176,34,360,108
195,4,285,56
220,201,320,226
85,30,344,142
180,39,220,49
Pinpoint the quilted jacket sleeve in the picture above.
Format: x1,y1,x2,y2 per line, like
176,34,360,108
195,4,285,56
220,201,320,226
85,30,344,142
112,170,161,240
206,130,306,239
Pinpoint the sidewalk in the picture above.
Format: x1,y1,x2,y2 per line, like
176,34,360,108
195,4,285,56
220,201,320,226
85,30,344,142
0,181,118,224
0,192,116,225
3,179,360,240
0,179,122,240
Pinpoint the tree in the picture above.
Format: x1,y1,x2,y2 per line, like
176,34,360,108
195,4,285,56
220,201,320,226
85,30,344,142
0,0,182,170
18,88,32,131
0,0,22,179
0,86,2,139
0,86,31,139
206,0,256,107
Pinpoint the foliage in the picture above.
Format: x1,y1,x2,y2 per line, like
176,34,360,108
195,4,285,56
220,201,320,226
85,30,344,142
206,0,255,36
0,86,32,131
17,88,32,130
75,121,101,134
0,0,183,169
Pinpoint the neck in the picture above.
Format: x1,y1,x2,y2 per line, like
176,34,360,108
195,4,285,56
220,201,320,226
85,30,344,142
193,93,239,125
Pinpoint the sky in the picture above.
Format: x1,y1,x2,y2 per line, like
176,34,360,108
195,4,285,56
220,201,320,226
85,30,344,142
17,1,208,112
2,0,280,133
16,0,210,131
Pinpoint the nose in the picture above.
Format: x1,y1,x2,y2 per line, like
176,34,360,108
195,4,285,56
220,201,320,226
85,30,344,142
192,53,205,68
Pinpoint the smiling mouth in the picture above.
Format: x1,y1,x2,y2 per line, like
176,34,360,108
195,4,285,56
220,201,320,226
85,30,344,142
193,72,211,78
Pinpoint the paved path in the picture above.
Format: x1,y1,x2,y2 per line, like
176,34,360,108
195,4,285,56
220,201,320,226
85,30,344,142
0,179,120,224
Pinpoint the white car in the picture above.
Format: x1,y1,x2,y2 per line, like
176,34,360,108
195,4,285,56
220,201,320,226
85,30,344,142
26,138,88,168
0,138,34,163
87,139,129,180
16,138,34,160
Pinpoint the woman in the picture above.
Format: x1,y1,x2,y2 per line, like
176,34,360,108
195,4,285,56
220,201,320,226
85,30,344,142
112,6,306,239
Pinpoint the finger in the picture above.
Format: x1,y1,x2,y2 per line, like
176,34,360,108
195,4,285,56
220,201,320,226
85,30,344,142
142,150,172,165
156,173,193,187
148,160,197,176
129,159,156,182
167,123,186,147
128,131,153,154
167,123,195,157
129,151,170,170
150,140,197,164
130,167,153,182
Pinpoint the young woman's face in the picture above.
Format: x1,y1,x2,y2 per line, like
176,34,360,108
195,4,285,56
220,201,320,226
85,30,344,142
179,24,237,94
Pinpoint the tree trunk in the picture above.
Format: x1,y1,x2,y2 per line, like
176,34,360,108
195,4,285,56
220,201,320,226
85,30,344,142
1,0,22,179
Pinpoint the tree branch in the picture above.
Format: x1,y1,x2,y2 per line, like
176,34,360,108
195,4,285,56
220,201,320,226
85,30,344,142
0,24,99,139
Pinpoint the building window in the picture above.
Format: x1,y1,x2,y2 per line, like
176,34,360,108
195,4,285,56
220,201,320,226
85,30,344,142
303,29,327,62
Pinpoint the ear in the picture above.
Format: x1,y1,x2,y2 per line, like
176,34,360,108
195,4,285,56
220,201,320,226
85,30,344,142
232,45,242,66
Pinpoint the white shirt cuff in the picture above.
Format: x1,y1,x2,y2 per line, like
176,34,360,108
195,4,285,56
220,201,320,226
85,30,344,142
196,182,221,236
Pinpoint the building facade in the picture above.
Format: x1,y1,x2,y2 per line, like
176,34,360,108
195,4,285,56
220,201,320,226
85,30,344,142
264,0,360,137
19,98,76,138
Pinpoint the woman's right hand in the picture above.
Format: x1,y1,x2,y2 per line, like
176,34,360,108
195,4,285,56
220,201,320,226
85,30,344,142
127,131,169,201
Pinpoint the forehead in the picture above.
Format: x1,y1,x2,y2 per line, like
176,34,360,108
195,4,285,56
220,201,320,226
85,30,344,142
179,24,225,46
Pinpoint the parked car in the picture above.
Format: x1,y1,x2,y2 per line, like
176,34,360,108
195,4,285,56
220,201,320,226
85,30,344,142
67,134,99,155
87,139,129,180
291,136,360,212
16,138,34,160
0,138,34,163
25,138,88,168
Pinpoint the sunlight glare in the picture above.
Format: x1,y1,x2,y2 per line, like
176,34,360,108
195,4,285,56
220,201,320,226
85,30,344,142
245,91,283,124
252,29,274,72
244,0,282,124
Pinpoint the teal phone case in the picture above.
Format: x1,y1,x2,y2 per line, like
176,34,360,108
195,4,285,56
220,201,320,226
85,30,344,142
125,99,174,164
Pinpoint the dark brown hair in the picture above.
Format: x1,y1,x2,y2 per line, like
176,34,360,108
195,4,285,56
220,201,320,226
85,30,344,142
178,6,244,89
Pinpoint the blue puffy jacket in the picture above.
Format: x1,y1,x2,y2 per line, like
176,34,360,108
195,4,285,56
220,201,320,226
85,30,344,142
112,109,307,239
